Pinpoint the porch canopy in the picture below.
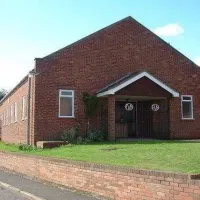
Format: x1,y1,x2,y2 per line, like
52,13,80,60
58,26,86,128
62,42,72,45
97,71,179,98
97,71,179,140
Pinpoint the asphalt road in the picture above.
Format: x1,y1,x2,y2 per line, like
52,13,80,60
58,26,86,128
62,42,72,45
0,170,103,200
0,186,28,200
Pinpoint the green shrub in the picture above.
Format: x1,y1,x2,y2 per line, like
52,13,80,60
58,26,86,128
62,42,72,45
61,125,107,144
82,92,99,130
76,136,84,144
18,144,36,151
61,124,80,144
85,129,107,142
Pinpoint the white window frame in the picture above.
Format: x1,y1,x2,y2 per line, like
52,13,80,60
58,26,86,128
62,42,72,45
22,96,25,120
59,90,74,118
181,95,194,120
14,102,17,122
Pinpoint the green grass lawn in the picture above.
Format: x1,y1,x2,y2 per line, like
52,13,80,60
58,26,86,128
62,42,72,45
0,140,199,174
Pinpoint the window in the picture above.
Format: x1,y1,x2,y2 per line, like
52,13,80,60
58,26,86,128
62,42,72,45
25,96,28,119
59,90,74,118
181,95,193,119
3,111,6,126
6,109,8,125
8,107,11,124
11,104,14,123
14,102,17,122
22,96,25,120
1,113,3,127
0,115,2,128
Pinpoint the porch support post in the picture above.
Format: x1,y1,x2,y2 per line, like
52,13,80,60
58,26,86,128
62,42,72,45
108,95,115,140
169,97,179,139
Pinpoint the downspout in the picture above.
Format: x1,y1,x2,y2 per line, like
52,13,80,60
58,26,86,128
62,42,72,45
27,72,34,145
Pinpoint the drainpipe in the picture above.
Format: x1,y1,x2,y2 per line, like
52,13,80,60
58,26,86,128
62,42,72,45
27,71,35,145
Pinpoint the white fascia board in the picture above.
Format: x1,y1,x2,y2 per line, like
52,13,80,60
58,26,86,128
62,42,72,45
97,72,179,97
97,90,115,97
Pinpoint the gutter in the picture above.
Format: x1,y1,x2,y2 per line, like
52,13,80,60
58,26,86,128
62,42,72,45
26,70,39,145
27,73,32,145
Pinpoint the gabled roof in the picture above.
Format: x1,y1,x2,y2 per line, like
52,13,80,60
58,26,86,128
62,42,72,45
0,69,34,105
97,71,179,97
41,16,199,69
0,16,197,105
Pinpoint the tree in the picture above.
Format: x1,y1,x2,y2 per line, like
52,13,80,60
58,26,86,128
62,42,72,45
0,89,7,101
82,92,99,130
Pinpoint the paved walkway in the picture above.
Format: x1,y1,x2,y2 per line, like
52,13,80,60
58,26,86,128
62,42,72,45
0,170,103,200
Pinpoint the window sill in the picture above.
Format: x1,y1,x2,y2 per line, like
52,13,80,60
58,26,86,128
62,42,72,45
181,118,195,121
58,116,75,119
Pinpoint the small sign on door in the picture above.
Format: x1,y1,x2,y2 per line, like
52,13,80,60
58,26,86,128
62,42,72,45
125,103,133,111
151,104,159,111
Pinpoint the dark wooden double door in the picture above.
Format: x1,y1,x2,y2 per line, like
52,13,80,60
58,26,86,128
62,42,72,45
115,101,153,138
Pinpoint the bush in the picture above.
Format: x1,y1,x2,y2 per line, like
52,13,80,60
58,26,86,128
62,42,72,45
61,124,80,144
18,144,36,151
85,129,107,142
76,136,84,144
61,125,107,144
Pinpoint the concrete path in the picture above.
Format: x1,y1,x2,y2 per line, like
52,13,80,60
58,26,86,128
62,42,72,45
0,170,103,200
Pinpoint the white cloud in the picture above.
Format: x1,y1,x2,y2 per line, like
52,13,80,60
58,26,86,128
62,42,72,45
153,23,184,37
194,57,200,66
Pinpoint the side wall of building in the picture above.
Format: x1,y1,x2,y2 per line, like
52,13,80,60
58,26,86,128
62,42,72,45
0,80,28,144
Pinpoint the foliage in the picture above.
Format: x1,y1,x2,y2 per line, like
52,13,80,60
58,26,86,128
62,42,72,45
18,144,36,151
82,92,99,117
82,92,98,130
61,124,81,144
76,136,84,144
85,129,107,142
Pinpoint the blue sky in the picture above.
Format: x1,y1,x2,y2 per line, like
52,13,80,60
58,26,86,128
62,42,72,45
0,0,200,90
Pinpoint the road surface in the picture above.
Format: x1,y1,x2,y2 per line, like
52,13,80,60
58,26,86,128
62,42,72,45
0,169,103,200
0,185,28,200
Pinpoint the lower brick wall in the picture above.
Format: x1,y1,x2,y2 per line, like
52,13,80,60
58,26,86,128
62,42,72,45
0,151,200,200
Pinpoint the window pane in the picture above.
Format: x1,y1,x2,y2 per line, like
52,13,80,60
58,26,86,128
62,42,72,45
183,96,192,101
182,101,192,118
15,103,17,122
60,97,73,116
61,91,72,96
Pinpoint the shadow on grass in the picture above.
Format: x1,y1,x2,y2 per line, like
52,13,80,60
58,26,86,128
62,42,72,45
84,139,200,146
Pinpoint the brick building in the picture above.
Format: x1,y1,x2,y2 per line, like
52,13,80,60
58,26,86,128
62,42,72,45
0,16,200,145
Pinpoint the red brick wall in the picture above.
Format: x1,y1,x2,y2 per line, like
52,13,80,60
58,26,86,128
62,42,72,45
33,17,200,141
0,151,200,200
0,81,28,144
108,95,115,140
